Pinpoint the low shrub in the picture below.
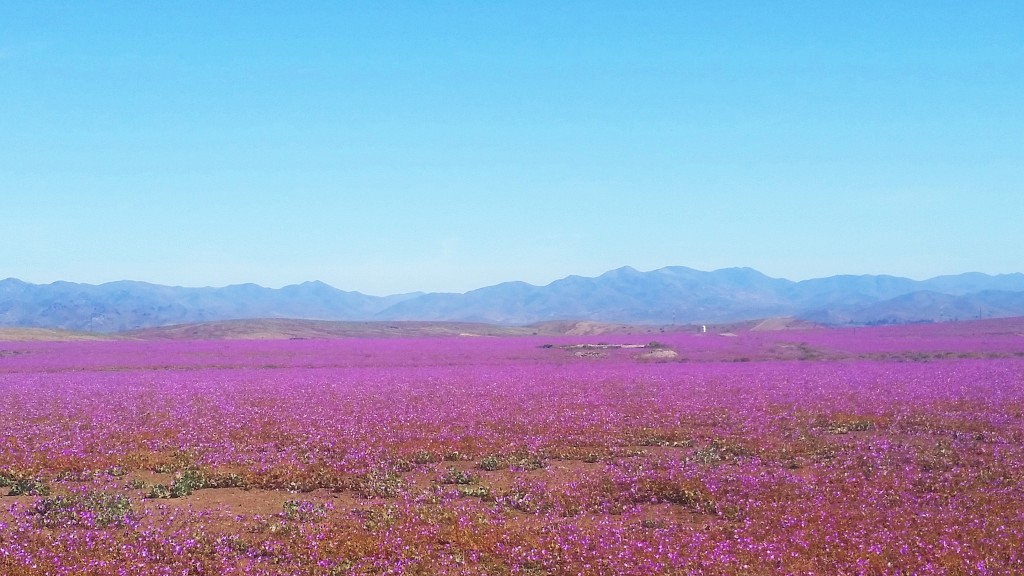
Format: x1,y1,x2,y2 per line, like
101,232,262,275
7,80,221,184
8,477,50,497
282,499,332,522
478,455,504,471
439,466,478,485
34,491,135,528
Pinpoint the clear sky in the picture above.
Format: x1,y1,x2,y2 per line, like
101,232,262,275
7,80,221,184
2,2,1021,295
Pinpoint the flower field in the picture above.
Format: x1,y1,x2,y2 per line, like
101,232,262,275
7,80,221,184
2,320,1024,575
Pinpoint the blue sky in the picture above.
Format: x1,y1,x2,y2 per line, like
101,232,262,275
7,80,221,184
2,2,1021,295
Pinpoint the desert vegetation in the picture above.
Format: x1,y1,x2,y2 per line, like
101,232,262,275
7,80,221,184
1,320,1023,574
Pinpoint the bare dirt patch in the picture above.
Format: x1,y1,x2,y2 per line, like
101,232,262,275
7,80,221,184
638,349,680,361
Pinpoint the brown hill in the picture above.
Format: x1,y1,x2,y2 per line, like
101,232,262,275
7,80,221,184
126,318,544,340
750,317,822,331
0,327,116,341
126,318,697,340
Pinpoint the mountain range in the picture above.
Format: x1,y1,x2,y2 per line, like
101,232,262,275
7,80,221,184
3,267,1024,333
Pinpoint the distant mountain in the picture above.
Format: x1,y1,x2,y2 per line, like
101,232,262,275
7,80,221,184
0,278,420,333
2,267,1024,332
801,290,1024,325
376,267,797,323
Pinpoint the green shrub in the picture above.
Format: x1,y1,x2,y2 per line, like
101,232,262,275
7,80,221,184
508,453,547,471
34,491,135,528
359,504,401,531
442,450,464,462
8,477,50,497
412,450,438,465
456,485,491,499
146,484,173,499
439,466,478,485
282,499,332,522
478,455,504,471
355,470,405,498
146,468,243,499
105,466,128,478
170,469,206,497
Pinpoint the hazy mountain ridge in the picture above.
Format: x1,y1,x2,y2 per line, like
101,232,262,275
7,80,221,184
2,267,1024,332
0,278,421,332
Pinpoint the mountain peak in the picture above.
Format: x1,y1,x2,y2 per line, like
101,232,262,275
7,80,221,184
600,266,640,277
